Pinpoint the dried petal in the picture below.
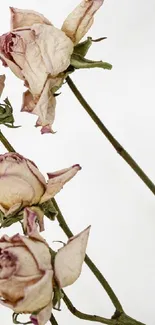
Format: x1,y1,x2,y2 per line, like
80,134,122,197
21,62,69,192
30,300,53,325
54,226,90,287
32,24,73,76
40,165,81,204
62,0,104,44
23,208,45,242
10,7,52,30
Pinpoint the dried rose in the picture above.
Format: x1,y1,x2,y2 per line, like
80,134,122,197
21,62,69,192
0,1,104,133
0,225,90,325
0,152,81,219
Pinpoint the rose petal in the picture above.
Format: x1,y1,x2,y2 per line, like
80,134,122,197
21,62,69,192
23,208,45,241
10,7,52,30
20,236,52,271
22,79,56,134
32,24,73,76
20,31,48,95
62,0,104,44
30,300,52,325
40,165,81,204
0,274,42,305
0,175,34,210
2,270,53,313
54,226,90,287
0,74,5,97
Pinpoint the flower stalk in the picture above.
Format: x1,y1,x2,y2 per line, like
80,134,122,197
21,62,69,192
66,76,155,196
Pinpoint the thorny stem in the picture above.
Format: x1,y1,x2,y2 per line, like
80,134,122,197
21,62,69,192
66,76,155,196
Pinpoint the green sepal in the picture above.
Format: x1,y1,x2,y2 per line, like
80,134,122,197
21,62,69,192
12,313,31,325
40,199,58,221
70,53,112,70
0,211,23,228
74,37,92,57
52,284,63,311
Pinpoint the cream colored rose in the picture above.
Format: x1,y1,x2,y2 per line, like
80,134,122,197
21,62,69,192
0,226,90,325
0,1,104,133
0,152,81,217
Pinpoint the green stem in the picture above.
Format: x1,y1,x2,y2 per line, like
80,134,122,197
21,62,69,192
50,314,59,325
66,76,155,195
0,130,15,152
62,290,114,325
62,291,146,325
52,198,123,313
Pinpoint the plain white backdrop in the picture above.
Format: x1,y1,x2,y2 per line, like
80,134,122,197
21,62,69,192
0,0,155,324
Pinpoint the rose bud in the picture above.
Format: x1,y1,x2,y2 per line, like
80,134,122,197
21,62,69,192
0,1,104,134
0,225,90,325
0,152,81,223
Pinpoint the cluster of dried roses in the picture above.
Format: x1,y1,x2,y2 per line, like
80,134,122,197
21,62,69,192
0,1,104,325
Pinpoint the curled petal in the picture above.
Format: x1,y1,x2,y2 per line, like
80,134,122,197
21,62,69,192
62,0,104,44
22,79,56,134
30,300,53,325
10,7,52,30
54,226,90,287
40,164,81,204
23,208,45,241
0,74,5,97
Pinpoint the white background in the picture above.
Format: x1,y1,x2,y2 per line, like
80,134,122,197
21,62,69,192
0,0,155,324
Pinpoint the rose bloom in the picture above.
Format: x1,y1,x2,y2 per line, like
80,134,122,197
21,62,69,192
0,224,90,325
0,0,104,133
0,152,81,219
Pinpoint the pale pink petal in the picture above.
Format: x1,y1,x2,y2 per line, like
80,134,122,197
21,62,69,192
0,74,5,97
20,236,52,271
22,79,56,134
23,208,45,241
26,160,46,188
62,0,104,44
5,202,22,216
54,226,90,287
10,7,52,30
30,300,52,325
22,37,48,95
0,175,34,210
32,24,73,76
40,165,81,204
11,270,53,313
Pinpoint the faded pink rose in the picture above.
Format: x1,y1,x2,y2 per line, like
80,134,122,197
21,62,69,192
0,1,104,133
0,225,90,325
0,152,81,219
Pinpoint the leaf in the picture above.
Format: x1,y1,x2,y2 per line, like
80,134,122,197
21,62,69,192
70,53,112,70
